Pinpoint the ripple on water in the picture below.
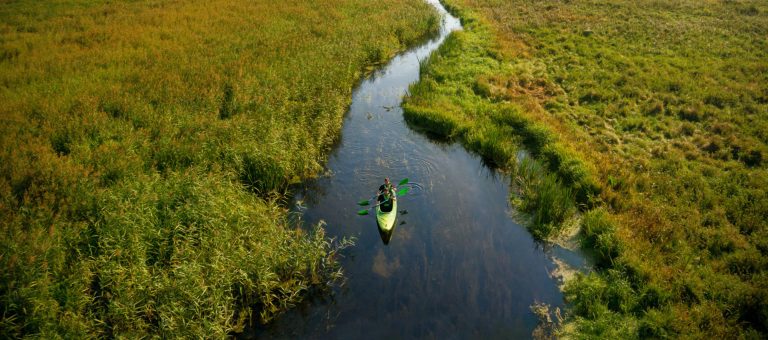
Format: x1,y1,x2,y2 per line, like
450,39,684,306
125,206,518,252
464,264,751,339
400,153,439,178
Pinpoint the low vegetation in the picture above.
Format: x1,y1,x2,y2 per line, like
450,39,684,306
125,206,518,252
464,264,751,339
0,0,438,337
404,0,767,337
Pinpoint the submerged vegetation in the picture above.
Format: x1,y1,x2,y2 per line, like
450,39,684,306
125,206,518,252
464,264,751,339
405,0,767,337
0,0,438,337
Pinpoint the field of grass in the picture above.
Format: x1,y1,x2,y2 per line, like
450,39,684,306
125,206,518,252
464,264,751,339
0,0,438,337
404,0,767,337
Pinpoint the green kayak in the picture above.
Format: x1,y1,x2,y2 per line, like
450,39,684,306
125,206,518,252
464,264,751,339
376,197,397,233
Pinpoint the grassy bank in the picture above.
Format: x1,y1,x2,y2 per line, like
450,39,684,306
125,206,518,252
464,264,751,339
404,0,767,337
0,0,438,337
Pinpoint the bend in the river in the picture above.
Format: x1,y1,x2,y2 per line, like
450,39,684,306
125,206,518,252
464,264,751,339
251,1,586,338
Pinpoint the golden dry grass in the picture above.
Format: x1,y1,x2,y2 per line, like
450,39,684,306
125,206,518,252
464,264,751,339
405,0,767,337
0,0,438,337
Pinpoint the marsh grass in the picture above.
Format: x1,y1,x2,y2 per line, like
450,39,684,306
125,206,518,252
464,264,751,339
513,157,575,239
403,13,595,226
0,0,438,337
406,0,767,337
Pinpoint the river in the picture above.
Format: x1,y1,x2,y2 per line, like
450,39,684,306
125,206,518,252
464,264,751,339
251,1,581,338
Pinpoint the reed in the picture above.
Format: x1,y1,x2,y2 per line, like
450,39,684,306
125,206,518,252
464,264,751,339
0,0,438,337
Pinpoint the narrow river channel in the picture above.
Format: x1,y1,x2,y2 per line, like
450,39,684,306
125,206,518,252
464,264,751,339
252,1,580,338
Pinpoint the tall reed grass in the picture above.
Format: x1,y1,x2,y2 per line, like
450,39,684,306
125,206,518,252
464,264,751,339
0,0,439,337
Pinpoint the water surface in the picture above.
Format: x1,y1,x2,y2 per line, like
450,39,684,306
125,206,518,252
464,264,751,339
253,1,574,338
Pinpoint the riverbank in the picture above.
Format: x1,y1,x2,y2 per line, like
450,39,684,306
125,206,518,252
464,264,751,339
0,0,438,337
404,0,767,337
250,2,573,337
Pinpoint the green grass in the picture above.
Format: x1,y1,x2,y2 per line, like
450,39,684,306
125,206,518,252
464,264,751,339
0,0,438,337
405,0,767,337
512,157,576,240
404,11,598,232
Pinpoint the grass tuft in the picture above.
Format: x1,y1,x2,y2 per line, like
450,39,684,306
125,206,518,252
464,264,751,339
579,208,621,268
513,157,575,239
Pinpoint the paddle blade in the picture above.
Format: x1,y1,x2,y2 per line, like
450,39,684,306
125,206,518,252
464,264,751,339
358,199,370,206
398,178,409,186
357,209,370,216
397,187,410,196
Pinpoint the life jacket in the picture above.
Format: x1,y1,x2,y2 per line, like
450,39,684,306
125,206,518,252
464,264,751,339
383,183,394,198
379,183,394,202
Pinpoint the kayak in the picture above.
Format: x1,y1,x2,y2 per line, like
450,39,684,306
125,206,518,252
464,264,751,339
376,197,397,233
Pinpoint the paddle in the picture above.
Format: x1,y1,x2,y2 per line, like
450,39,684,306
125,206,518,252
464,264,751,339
357,205,378,216
397,186,410,196
357,178,409,215
356,178,409,206
357,198,393,216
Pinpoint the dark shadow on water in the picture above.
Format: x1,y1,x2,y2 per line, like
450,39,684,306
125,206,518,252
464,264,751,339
286,169,336,209
402,116,456,146
403,115,507,180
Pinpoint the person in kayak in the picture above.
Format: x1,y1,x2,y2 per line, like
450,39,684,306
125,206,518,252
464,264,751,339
377,178,396,213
